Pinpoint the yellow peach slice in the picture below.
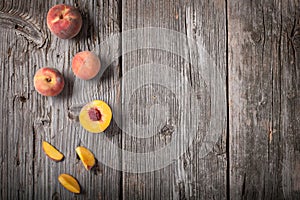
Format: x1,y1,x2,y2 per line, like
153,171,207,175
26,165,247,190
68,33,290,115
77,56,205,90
58,174,80,194
79,100,112,133
42,141,64,162
75,146,96,170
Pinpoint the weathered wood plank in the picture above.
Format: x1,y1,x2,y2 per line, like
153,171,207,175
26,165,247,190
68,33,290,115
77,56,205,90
121,0,227,199
0,28,35,200
0,0,46,199
183,1,228,199
0,0,122,199
228,0,300,199
2,0,300,199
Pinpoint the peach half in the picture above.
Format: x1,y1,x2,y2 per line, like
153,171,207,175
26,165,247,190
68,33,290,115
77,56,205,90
47,4,82,39
34,67,64,96
72,51,101,80
79,100,112,133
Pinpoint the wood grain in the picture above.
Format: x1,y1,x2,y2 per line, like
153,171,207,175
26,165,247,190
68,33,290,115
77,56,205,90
228,0,300,199
0,0,121,199
0,0,300,199
0,0,47,199
121,0,227,199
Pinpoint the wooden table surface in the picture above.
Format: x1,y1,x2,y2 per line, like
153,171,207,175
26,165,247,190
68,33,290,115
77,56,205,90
0,0,300,199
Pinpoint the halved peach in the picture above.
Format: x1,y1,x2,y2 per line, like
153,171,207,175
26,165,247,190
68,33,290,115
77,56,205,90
79,100,112,133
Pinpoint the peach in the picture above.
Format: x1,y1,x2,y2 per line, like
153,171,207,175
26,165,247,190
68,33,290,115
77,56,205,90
79,100,112,133
34,67,64,96
72,51,101,80
58,174,81,194
47,4,82,39
42,141,64,162
75,146,95,170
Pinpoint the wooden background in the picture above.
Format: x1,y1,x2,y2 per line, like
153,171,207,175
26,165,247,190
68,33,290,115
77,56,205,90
0,0,299,199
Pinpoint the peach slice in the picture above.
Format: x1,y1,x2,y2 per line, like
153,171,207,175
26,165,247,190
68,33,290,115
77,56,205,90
47,4,82,39
58,174,80,194
42,141,64,162
34,67,64,96
75,146,96,170
79,100,112,133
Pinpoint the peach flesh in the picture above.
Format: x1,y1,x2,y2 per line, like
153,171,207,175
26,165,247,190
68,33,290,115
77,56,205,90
47,4,82,39
72,51,101,80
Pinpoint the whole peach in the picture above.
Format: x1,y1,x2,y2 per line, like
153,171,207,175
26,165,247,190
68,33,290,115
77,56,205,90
47,4,82,39
34,67,64,96
72,51,101,80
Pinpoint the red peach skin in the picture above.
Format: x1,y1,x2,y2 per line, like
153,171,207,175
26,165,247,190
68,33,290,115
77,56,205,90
47,4,82,39
34,67,64,96
72,51,101,80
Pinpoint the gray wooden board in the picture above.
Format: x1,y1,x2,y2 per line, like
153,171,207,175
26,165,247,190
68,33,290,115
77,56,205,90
121,0,227,199
0,0,300,199
228,0,300,199
0,0,121,199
